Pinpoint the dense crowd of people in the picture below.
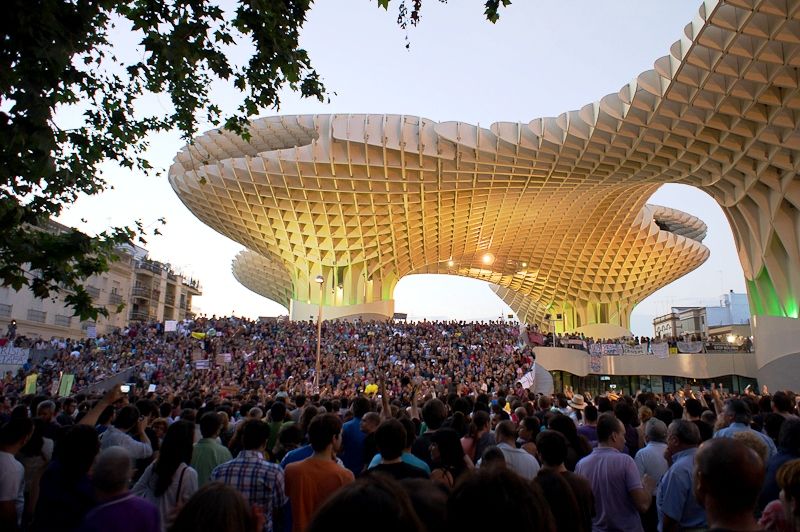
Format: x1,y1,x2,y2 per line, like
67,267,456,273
0,316,798,531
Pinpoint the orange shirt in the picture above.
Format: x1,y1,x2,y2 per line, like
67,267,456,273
284,457,354,532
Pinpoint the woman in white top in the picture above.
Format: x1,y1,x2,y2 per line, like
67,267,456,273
133,420,198,532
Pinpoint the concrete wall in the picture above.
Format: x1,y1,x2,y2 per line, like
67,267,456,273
533,346,758,379
753,315,800,391
289,299,395,322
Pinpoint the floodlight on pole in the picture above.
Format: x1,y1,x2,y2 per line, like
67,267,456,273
314,274,324,394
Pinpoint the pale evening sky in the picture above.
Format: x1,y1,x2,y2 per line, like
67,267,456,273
57,0,746,336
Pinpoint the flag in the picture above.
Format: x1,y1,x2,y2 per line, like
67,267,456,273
25,374,38,395
58,374,75,397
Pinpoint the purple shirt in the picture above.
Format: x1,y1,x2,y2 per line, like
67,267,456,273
575,447,644,532
578,424,598,447
81,493,159,532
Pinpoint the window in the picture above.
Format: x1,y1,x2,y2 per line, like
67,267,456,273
27,309,47,323
55,314,72,327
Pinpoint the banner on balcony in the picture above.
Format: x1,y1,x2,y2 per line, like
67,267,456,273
589,352,603,373
677,341,704,354
564,339,588,349
0,346,30,365
622,344,646,356
602,344,624,356
652,342,669,359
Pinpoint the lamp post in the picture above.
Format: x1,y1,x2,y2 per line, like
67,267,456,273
313,274,324,394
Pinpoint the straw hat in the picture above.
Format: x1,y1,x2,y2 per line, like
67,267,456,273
568,394,587,410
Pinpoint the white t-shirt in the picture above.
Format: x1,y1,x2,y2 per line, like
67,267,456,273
0,451,25,525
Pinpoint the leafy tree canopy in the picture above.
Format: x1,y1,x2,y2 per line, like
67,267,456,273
0,0,509,321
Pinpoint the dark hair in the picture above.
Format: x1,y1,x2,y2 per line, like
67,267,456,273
0,417,33,446
779,418,800,453
269,402,286,422
773,392,794,414
764,413,786,443
294,395,307,408
685,398,704,418
521,416,540,436
666,401,684,422
725,399,752,424
668,420,701,446
534,470,582,532
596,397,612,413
583,404,598,423
536,430,569,467
596,413,622,443
53,424,100,478
400,479,448,531
376,419,406,461
199,412,223,439
614,402,636,426
431,428,466,475
447,468,555,531
308,414,342,452
153,420,195,497
696,438,765,516
241,419,271,451
422,399,447,430
480,446,506,469
308,475,422,532
170,482,257,532
549,414,592,458
113,405,140,430
654,406,674,426
352,397,371,419
19,417,46,457
399,417,417,449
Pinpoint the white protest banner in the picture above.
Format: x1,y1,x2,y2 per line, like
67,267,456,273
516,368,536,389
216,353,232,364
652,342,669,359
602,344,624,356
589,344,602,356
86,326,97,339
677,341,703,354
565,338,587,350
0,346,30,365
194,359,210,370
164,320,178,333
589,351,603,373
622,344,645,356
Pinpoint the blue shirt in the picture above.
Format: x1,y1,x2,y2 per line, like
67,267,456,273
714,423,777,459
339,417,366,475
367,451,432,474
656,448,706,531
280,445,313,468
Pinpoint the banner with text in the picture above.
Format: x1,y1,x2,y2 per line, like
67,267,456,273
677,341,704,354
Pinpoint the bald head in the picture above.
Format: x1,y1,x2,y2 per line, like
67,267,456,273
695,438,765,518
495,420,517,443
93,446,133,495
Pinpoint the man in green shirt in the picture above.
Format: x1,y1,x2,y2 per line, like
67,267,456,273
192,412,233,485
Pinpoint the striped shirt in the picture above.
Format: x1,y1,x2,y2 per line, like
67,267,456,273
211,450,287,532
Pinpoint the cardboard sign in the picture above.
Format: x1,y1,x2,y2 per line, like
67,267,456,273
24,374,38,395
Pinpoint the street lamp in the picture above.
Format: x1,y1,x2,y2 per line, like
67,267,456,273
313,274,324,393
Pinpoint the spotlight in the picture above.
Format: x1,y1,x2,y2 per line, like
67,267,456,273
447,260,454,267
482,253,495,265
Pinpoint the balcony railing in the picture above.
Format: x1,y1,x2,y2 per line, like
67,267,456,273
108,292,123,305
0,303,11,318
27,309,47,323
132,286,151,298
86,285,101,300
128,310,154,322
135,260,163,275
164,295,176,307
